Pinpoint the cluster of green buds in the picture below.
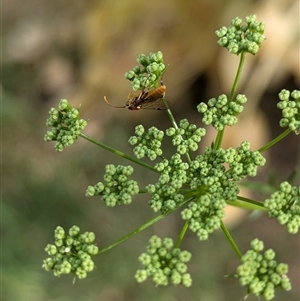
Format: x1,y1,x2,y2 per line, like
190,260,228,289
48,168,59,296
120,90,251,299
42,226,98,280
235,239,291,300
135,236,192,287
264,181,300,234
124,51,166,91
180,142,265,240
189,141,266,194
224,140,266,178
277,89,300,134
166,119,206,154
146,154,188,213
197,94,247,131
215,15,265,55
129,125,164,160
44,99,87,151
86,164,139,207
181,196,226,241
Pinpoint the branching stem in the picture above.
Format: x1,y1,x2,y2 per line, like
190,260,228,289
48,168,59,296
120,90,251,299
257,128,292,153
214,52,246,149
97,197,191,255
79,133,158,173
221,221,242,259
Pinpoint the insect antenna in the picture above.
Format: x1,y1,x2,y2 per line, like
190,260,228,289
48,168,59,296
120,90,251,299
103,96,127,108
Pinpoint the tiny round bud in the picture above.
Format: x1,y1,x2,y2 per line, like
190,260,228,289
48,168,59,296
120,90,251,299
85,186,95,197
197,102,208,113
135,269,148,282
42,258,55,271
149,235,162,249
125,70,135,80
81,259,95,272
54,226,66,240
45,244,57,255
162,237,174,249
264,249,275,260
182,273,192,287
75,267,87,279
276,263,289,275
68,225,80,237
59,99,70,111
215,26,228,37
250,239,264,252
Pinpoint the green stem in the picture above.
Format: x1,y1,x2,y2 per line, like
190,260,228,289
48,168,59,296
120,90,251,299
214,130,224,150
229,52,246,103
162,98,178,130
97,214,166,254
79,133,158,173
221,221,242,259
257,128,292,153
227,196,267,211
97,197,191,255
214,52,247,150
174,196,195,247
162,98,192,164
175,196,201,247
175,221,189,248
238,181,276,194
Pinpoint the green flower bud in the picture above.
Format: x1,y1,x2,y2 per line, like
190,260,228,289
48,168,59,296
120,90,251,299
42,258,55,271
75,267,87,279
182,273,192,287
85,186,95,197
80,232,95,244
166,127,176,136
149,235,162,249
280,275,292,291
45,244,57,255
262,286,275,300
135,269,148,282
275,263,289,275
54,226,66,240
81,259,95,272
162,237,174,249
125,70,135,80
250,239,264,252
215,26,227,37
59,98,70,111
60,260,72,274
137,54,148,66
156,51,163,61
231,17,242,28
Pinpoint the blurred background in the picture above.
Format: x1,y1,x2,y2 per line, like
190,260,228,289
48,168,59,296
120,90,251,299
3,0,299,300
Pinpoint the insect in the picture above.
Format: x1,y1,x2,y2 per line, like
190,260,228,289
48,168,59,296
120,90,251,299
104,81,166,110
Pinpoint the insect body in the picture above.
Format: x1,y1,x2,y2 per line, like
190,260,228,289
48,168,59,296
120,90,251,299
104,81,166,110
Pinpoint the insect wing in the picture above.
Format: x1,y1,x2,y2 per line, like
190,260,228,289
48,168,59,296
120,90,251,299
139,98,166,110
139,86,166,110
